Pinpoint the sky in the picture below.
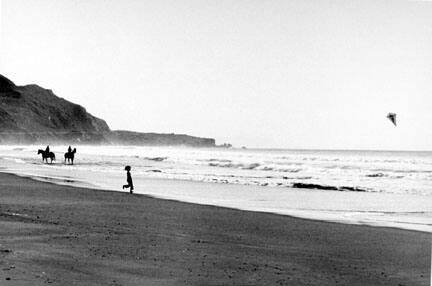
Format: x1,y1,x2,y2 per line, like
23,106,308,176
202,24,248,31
1,0,432,150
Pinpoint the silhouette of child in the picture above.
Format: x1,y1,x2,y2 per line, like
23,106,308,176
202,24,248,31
122,166,134,194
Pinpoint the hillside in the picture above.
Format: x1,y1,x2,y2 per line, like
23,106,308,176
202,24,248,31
107,131,215,147
0,74,216,147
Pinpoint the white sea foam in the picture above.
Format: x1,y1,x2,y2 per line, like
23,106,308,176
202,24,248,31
0,145,431,232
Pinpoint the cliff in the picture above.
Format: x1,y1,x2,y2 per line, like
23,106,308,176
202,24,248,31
0,74,216,147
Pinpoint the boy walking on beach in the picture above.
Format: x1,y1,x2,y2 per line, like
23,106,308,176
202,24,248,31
122,166,134,194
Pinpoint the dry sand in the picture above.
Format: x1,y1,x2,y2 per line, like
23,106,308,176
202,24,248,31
0,172,429,285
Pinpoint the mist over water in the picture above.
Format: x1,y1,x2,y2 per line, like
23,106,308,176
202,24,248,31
0,145,431,232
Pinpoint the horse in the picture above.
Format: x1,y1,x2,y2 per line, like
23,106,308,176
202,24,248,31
38,149,56,164
64,148,77,165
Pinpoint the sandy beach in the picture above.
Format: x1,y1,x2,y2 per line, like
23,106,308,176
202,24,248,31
0,172,429,285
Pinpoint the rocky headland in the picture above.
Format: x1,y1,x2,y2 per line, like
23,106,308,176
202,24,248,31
0,74,216,147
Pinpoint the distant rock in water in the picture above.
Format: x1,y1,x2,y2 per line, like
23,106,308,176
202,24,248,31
339,186,367,192
292,183,338,191
365,173,386,178
292,182,367,192
0,74,217,147
143,156,168,162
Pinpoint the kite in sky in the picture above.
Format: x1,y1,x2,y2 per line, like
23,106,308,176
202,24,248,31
387,113,397,126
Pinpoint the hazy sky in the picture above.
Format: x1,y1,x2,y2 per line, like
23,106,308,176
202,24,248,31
1,0,432,150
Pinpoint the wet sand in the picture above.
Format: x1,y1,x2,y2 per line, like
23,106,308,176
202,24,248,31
0,172,429,285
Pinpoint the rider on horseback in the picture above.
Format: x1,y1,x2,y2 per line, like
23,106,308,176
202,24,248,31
64,146,76,164
38,146,55,163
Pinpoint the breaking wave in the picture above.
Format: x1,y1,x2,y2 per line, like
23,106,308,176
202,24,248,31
207,161,302,172
0,145,431,196
208,162,260,169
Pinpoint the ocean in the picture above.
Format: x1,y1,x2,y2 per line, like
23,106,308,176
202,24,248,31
0,145,431,232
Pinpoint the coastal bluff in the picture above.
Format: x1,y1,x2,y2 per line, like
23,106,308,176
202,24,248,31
0,74,216,147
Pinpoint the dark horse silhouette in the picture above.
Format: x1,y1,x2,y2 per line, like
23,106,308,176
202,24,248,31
38,149,56,164
64,148,77,165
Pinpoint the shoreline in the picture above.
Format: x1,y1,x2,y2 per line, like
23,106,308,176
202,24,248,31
0,172,429,285
3,170,430,235
1,168,431,234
